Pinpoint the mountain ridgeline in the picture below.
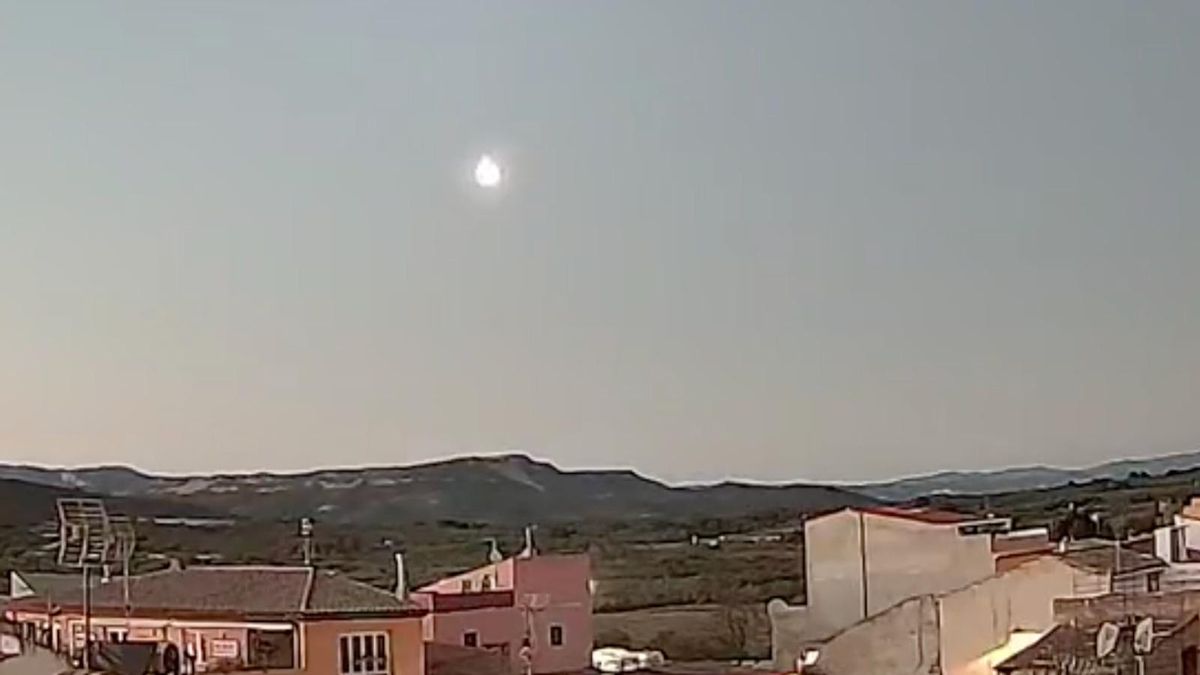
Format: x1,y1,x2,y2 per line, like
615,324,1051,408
0,455,874,526
856,449,1200,501
4,449,1199,527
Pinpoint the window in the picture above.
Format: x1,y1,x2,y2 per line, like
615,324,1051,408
549,625,564,647
461,579,473,592
1149,573,1161,593
106,628,128,643
338,633,389,675
248,629,296,670
463,631,478,648
481,575,492,591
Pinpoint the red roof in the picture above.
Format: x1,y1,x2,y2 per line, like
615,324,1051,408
8,566,424,620
858,506,973,525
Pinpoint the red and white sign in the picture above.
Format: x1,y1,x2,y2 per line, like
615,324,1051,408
209,639,239,659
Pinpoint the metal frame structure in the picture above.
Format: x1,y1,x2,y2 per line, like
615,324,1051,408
111,514,137,616
56,498,133,670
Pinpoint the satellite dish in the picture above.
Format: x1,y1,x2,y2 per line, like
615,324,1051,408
1096,622,1119,659
1134,617,1155,654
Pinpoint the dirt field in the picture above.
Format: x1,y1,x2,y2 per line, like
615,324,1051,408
594,603,772,661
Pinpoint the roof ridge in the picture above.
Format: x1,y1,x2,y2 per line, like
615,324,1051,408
183,564,311,571
301,568,316,612
318,572,396,595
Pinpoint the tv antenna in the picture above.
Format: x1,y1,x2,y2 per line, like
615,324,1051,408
56,498,117,671
300,518,315,565
111,514,137,616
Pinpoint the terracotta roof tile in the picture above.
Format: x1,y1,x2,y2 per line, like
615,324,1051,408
306,571,416,614
859,506,973,525
89,566,311,614
15,565,422,618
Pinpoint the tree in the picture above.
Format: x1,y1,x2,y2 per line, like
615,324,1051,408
719,603,752,656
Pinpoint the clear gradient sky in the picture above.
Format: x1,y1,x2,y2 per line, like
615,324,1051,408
2,2,1198,482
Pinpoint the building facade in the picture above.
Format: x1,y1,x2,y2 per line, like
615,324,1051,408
771,506,1050,653
413,552,592,674
1152,497,1200,591
997,591,1200,675
4,566,426,675
770,506,1166,673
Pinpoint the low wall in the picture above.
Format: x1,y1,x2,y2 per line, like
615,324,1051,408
1055,590,1200,625
806,595,939,675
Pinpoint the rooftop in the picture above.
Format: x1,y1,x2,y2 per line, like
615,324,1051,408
858,505,975,525
996,616,1194,672
1058,540,1167,576
10,565,422,619
10,571,97,603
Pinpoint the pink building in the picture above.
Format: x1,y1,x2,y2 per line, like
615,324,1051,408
411,552,593,674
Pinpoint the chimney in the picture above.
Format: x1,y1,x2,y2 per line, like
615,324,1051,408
519,525,537,559
394,552,407,600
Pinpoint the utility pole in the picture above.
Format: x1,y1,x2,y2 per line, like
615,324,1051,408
82,565,92,671
300,518,315,566
857,511,869,620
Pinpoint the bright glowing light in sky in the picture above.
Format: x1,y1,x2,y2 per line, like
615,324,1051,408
474,154,502,188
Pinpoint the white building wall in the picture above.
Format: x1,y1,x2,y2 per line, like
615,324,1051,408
811,595,940,675
802,557,1105,675
804,510,867,638
859,513,996,617
773,509,1003,668
803,510,997,638
938,556,1104,675
1150,516,1200,590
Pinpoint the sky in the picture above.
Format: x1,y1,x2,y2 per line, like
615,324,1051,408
1,2,1198,483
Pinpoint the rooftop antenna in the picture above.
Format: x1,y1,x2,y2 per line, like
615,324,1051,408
57,497,115,671
299,518,315,566
111,515,136,617
520,525,537,558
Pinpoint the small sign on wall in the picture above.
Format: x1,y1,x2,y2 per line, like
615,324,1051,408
209,639,240,659
131,628,161,641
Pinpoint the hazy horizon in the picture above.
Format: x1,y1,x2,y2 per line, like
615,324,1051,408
6,445,1200,488
3,2,1198,483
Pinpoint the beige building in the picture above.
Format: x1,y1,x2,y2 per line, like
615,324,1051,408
4,566,427,675
771,506,1047,651
769,506,1165,673
793,555,1104,675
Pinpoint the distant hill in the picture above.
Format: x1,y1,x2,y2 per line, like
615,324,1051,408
857,449,1200,501
0,455,874,526
0,477,213,527
11,449,1197,527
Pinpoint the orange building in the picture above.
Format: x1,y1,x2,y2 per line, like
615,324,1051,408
4,565,426,675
